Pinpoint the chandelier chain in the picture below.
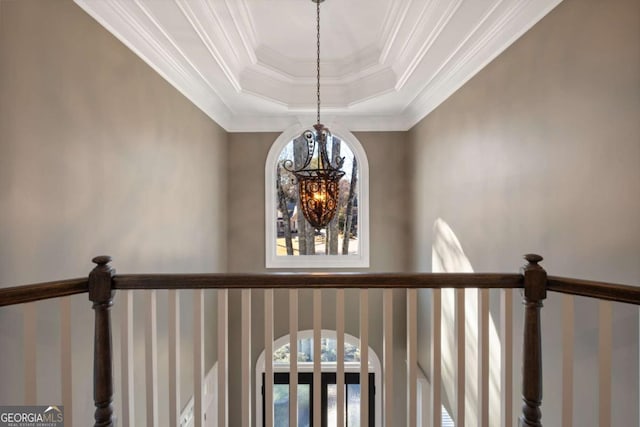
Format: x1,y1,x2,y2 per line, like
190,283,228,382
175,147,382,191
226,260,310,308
289,0,345,230
316,0,321,125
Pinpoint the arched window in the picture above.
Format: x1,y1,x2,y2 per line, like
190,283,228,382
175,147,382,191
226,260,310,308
265,124,369,268
256,330,382,427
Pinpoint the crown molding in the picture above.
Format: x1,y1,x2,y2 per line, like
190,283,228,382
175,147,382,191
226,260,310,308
379,0,413,64
403,0,564,128
394,0,465,90
74,0,564,132
253,44,383,82
223,0,258,63
175,0,242,92
75,0,235,127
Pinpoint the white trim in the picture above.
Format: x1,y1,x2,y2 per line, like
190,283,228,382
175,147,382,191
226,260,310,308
241,289,252,427
455,288,466,426
406,289,418,427
216,290,228,427
255,329,382,427
598,301,612,427
313,292,322,427
146,290,159,426
194,289,205,427
360,290,370,426
180,363,217,427
382,289,393,427
417,373,430,427
265,123,370,269
169,290,181,427
60,298,74,427
500,288,513,427
120,291,135,427
264,289,274,427
430,289,442,427
74,0,562,132
478,288,489,427
336,290,346,427
561,294,574,427
23,304,37,404
289,290,299,427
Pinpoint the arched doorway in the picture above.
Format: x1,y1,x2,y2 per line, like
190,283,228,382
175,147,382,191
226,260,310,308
255,329,382,426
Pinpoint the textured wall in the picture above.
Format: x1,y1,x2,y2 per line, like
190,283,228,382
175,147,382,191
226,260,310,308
0,1,228,425
409,0,640,424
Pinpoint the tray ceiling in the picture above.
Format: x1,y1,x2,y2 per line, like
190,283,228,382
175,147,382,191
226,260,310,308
74,0,562,131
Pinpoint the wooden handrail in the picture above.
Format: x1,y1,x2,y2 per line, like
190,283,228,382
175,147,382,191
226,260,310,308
547,276,640,305
3,273,637,306
2,273,635,307
112,272,523,290
4,253,636,427
0,278,88,307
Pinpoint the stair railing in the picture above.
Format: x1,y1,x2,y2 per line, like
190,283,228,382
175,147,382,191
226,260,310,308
1,254,639,427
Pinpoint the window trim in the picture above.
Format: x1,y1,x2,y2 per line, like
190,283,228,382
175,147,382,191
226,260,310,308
264,123,370,269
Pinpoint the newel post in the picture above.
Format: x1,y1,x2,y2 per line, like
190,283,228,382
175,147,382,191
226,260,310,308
89,255,116,427
519,254,547,427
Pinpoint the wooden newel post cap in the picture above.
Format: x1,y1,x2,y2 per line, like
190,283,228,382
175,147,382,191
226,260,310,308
89,255,115,304
522,253,546,301
92,255,112,266
524,254,543,265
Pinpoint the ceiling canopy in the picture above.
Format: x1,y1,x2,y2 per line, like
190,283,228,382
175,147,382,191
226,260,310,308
75,0,562,131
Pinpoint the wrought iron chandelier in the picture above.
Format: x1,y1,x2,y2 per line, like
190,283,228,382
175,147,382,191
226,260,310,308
285,0,345,230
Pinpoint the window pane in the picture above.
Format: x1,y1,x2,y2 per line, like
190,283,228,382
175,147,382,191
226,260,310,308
273,337,360,363
275,136,359,257
273,384,311,427
327,384,338,427
347,384,361,427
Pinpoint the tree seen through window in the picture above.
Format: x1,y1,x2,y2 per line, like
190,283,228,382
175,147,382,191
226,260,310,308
272,337,361,363
276,135,359,257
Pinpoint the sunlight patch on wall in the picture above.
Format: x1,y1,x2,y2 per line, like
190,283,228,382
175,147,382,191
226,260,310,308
432,218,501,427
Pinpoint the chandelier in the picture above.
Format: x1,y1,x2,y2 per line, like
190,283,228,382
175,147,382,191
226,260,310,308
285,0,345,230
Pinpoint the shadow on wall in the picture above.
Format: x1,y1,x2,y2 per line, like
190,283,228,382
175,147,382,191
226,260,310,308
432,218,501,427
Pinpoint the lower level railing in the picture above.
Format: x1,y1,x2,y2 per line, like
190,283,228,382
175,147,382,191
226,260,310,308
1,254,639,427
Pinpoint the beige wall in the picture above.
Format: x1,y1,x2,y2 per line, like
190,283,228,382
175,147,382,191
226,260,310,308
227,131,411,425
0,1,227,425
409,0,639,424
2,0,639,425
227,131,410,273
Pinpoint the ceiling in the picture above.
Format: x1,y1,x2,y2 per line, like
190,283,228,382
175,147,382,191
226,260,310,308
74,0,562,132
